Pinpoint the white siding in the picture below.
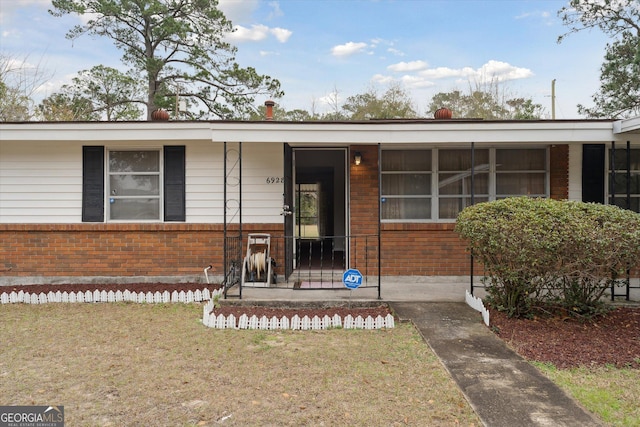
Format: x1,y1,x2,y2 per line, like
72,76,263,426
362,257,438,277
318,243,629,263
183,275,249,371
185,141,283,223
184,142,223,223
0,141,82,223
568,143,583,202
0,139,284,224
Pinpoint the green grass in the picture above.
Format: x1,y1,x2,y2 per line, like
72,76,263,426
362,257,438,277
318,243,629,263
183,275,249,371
533,362,640,426
0,303,480,426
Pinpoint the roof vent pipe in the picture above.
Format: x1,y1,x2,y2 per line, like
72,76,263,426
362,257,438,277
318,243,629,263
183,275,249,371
265,100,275,121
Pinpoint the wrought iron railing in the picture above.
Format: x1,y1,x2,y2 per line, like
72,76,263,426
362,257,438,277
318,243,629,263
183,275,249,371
223,234,381,298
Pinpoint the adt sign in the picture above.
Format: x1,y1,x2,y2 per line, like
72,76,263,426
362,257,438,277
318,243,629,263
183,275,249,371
342,269,363,289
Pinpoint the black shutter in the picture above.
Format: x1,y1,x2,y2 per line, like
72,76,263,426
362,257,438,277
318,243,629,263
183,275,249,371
582,144,605,204
82,146,104,222
164,146,186,221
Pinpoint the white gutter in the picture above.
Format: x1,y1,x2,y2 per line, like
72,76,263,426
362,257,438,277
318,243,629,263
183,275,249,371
0,119,621,145
613,116,640,134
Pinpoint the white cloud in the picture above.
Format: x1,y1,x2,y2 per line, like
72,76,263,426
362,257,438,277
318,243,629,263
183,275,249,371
410,61,532,82
371,60,532,95
318,92,342,106
371,73,434,89
387,47,405,57
267,1,284,20
229,24,270,42
271,27,292,42
419,66,474,79
217,0,260,24
371,74,395,85
331,41,368,57
477,60,533,81
226,24,291,43
399,75,435,89
515,9,554,26
388,60,428,72
516,10,552,20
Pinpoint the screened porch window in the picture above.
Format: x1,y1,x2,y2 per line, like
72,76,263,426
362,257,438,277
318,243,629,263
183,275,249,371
496,149,547,198
381,147,549,221
610,148,640,213
438,149,489,219
381,150,432,220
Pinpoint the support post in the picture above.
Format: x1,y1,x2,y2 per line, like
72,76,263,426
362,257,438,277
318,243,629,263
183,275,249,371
378,143,382,300
470,141,475,295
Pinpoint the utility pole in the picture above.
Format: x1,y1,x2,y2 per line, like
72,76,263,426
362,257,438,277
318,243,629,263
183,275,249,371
551,79,556,120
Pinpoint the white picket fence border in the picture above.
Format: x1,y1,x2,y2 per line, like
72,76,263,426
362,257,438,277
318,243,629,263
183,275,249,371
1,287,394,330
202,299,395,330
465,289,490,326
0,287,223,305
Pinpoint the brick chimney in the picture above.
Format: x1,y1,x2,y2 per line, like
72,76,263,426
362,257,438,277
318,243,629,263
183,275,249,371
265,100,275,121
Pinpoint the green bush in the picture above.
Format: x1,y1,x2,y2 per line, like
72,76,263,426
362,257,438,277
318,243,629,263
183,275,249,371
455,197,640,318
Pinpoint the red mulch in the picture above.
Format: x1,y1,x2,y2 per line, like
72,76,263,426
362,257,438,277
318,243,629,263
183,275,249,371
489,306,640,369
211,305,392,320
3,282,639,369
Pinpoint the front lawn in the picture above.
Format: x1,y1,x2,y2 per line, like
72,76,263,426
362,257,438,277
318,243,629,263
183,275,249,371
0,303,479,426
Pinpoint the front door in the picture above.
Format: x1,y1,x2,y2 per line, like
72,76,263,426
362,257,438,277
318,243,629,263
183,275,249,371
284,148,347,279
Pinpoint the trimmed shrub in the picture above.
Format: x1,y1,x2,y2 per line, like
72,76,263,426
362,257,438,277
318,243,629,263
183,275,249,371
455,197,640,318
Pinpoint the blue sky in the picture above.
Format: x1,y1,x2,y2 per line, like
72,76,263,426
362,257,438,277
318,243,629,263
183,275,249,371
0,0,611,118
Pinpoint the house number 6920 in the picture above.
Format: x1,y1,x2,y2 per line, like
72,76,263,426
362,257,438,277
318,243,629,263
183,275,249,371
266,177,284,184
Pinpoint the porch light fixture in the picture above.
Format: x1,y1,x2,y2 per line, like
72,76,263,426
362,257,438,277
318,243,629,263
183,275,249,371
354,151,362,165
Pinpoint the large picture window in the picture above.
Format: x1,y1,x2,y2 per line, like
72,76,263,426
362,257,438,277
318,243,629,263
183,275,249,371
381,147,548,221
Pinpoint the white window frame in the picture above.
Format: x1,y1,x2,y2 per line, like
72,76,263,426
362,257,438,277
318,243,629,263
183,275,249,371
381,146,550,222
380,149,433,220
106,148,164,222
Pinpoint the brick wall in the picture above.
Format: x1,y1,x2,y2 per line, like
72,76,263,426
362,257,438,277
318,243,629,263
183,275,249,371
347,144,572,277
4,144,636,283
349,145,381,274
380,223,482,276
0,223,283,281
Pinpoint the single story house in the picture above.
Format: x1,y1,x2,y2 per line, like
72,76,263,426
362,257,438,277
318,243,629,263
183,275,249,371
1,114,639,288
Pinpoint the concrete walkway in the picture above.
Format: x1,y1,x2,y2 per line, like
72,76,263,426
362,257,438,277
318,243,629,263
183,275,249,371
390,302,603,427
234,278,624,427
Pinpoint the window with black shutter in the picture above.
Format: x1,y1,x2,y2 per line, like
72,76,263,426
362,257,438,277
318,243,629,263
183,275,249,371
82,145,186,222
82,146,105,222
164,146,186,221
